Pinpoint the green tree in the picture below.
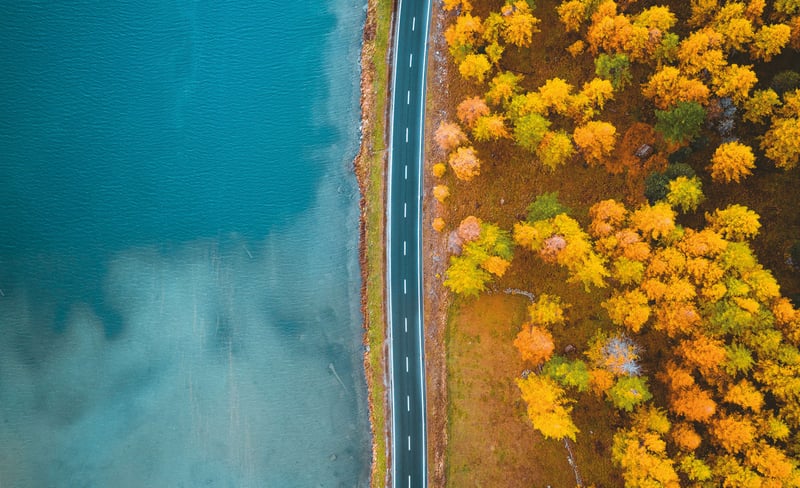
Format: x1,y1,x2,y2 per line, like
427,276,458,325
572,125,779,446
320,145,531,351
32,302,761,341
655,101,706,144
607,376,653,412
513,112,551,151
594,53,632,90
526,192,569,222
542,356,591,392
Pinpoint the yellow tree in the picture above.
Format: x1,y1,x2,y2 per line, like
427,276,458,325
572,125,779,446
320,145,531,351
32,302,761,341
634,5,677,32
742,88,780,123
445,12,484,62
654,302,702,337
711,63,758,104
641,66,710,110
630,202,676,241
434,121,468,151
666,176,705,213
501,1,541,48
538,77,574,116
442,0,472,11
724,380,764,412
528,294,566,326
709,141,756,183
448,146,481,181
443,254,491,296
672,423,702,451
679,334,727,378
706,204,761,241
516,375,579,441
744,0,766,24
761,116,800,170
557,0,589,32
688,0,718,27
602,290,651,333
750,23,791,61
612,416,680,488
456,96,490,128
573,121,616,166
535,131,575,171
481,11,505,44
677,29,726,77
579,78,614,111
481,255,510,276
712,3,754,51
710,414,756,453
485,71,523,107
472,114,510,141
433,185,450,203
458,53,491,83
670,384,717,422
514,324,555,366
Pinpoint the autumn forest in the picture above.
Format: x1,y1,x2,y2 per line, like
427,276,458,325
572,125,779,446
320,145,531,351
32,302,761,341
430,0,800,485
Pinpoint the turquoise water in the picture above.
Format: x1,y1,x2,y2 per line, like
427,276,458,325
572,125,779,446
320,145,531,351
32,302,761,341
0,0,370,486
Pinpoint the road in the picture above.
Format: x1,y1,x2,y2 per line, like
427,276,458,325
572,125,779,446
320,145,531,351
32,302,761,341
386,0,431,487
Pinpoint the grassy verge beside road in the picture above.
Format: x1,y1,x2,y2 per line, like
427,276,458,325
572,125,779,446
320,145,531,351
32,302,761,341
355,0,393,486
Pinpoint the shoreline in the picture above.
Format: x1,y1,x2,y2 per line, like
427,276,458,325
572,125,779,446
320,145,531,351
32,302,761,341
353,0,393,486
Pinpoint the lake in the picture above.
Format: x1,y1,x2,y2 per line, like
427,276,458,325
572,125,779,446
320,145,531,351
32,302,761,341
0,0,371,486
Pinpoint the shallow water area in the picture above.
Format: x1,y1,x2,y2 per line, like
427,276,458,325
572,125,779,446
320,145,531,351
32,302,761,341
0,0,370,486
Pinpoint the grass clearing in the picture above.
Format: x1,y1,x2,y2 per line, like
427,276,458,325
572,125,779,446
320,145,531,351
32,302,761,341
445,293,579,487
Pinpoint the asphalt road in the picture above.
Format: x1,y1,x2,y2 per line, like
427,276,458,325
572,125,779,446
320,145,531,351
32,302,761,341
386,0,431,486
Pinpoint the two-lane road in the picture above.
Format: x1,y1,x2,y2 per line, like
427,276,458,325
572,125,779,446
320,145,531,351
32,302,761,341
386,0,431,486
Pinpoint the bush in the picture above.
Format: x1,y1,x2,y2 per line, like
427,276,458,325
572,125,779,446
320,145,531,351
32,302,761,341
664,162,696,180
526,192,570,222
645,172,670,204
668,146,693,164
771,70,800,96
790,241,800,268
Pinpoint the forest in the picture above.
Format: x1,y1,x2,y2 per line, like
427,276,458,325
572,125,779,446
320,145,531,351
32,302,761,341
431,0,800,485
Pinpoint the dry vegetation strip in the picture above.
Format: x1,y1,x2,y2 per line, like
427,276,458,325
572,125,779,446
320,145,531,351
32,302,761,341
357,0,393,486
